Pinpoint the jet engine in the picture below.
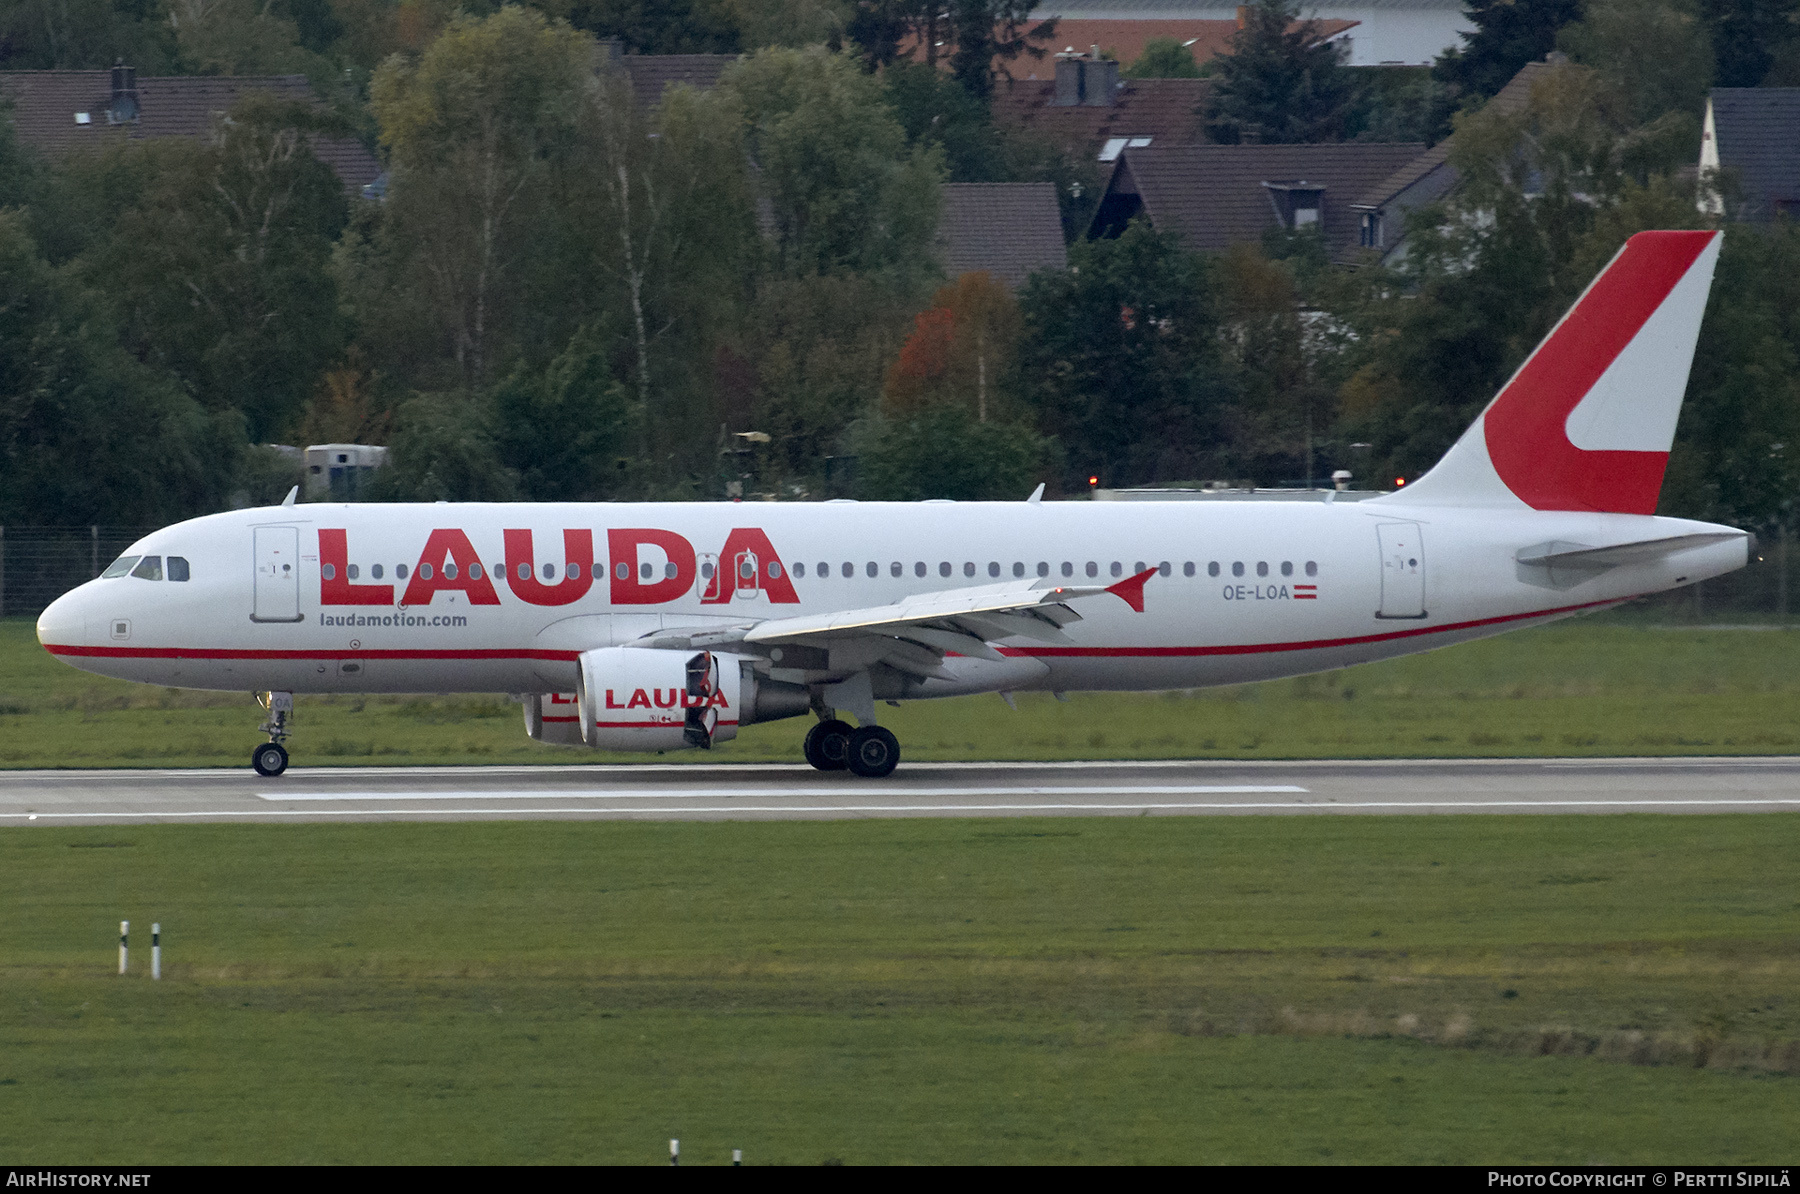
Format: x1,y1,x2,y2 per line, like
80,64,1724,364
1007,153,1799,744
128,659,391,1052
523,647,812,751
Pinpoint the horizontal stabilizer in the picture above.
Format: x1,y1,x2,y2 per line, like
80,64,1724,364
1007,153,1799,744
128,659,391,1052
1516,532,1744,569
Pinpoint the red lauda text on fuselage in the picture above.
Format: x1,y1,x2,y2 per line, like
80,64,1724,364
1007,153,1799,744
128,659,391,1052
318,527,798,607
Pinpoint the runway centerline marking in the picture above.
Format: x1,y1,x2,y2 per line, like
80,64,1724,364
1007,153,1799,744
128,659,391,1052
254,784,1311,802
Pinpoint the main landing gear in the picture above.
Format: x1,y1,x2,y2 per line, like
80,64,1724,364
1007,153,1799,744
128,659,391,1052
803,714,900,778
252,691,293,777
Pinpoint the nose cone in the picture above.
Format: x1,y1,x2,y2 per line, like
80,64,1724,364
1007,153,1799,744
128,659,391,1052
37,587,88,656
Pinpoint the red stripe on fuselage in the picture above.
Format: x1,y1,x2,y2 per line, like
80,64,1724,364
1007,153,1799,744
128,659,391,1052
39,599,1618,667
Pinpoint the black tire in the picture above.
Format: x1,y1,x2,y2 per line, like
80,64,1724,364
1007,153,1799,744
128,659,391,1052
252,742,289,777
803,719,853,771
845,725,899,778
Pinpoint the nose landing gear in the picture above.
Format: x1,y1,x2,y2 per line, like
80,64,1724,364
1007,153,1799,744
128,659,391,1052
252,691,293,777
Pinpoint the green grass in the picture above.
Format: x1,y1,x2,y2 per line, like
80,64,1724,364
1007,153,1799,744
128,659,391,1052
4,615,1800,766
2,816,1796,1163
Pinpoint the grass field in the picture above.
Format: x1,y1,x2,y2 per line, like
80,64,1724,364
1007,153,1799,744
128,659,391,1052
4,615,1800,767
1,815,1796,1164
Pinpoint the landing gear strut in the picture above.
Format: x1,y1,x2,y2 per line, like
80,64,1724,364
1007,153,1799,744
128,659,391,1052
253,691,293,777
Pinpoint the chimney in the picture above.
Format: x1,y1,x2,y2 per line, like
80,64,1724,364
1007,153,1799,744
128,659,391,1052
106,59,139,125
1237,6,1249,29
1083,58,1119,107
1054,55,1082,106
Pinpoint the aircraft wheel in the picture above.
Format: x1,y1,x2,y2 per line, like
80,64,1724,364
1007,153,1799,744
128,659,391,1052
845,726,900,779
803,719,853,771
251,742,289,778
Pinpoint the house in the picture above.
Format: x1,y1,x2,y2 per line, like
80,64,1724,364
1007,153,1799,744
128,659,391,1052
1700,88,1800,222
1035,1,1474,67
992,53,1211,161
936,182,1068,287
1088,141,1426,258
1037,16,1356,70
0,64,380,194
1338,58,1550,265
598,40,740,112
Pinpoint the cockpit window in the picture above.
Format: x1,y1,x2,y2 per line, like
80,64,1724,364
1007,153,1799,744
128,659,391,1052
130,556,163,581
168,557,190,582
101,555,140,579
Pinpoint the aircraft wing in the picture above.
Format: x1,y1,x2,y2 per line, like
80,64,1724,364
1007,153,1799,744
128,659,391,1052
641,570,1156,679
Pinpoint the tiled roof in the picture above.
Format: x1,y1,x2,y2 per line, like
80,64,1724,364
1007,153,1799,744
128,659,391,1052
1710,87,1800,220
1103,141,1426,256
991,75,1210,153
1038,17,1356,67
620,54,738,112
1349,60,1547,210
0,70,379,193
937,182,1068,287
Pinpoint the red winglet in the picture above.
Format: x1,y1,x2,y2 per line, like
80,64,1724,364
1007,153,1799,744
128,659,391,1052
1105,567,1157,613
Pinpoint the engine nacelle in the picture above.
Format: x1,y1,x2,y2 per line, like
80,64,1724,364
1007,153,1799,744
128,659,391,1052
574,647,741,751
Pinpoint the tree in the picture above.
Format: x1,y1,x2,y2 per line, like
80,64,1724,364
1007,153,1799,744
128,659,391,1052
1124,37,1202,79
1018,220,1230,487
542,0,742,53
883,272,1021,423
369,7,592,386
165,0,323,75
847,0,1056,97
1433,0,1584,103
856,403,1047,499
722,46,943,282
1205,0,1359,145
491,324,641,500
881,61,1009,183
1699,0,1800,87
371,393,517,502
67,95,351,443
0,0,177,70
1560,0,1714,127
0,212,229,524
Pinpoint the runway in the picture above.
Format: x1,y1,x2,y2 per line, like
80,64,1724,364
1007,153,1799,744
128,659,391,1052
3,757,1800,824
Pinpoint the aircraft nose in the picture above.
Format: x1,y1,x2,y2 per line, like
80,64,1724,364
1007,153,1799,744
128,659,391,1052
36,587,89,653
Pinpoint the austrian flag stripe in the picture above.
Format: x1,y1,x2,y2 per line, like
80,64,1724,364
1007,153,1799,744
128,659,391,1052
1294,585,1318,600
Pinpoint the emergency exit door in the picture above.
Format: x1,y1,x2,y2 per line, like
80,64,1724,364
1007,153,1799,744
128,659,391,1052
1376,522,1426,619
252,526,302,622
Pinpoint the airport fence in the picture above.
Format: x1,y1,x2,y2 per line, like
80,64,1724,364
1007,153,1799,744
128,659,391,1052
0,524,1796,622
0,527,160,618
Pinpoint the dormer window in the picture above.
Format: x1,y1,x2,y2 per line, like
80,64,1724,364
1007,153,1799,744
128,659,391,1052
1262,181,1326,232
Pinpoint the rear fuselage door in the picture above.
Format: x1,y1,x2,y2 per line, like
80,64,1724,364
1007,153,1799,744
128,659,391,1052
252,526,302,622
1376,521,1426,619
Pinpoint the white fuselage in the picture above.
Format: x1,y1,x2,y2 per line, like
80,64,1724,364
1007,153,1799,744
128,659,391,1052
36,498,1749,701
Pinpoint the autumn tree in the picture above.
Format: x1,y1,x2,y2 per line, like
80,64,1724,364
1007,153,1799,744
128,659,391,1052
882,272,1021,423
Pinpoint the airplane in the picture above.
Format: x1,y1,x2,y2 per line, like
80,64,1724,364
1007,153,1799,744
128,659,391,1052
35,229,1751,779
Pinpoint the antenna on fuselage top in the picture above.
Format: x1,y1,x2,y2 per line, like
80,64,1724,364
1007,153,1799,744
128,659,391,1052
1026,483,1045,505
281,485,298,507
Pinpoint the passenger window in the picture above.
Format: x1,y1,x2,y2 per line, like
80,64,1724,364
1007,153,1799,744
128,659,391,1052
1013,562,1024,578
168,557,190,582
1231,562,1243,578
131,556,163,581
794,562,806,578
347,564,359,580
939,562,952,577
891,562,902,577
516,563,529,580
741,560,756,580
372,564,383,580
1061,562,1073,578
865,561,877,578
321,563,336,581
102,555,140,579
443,563,457,580
396,564,409,579
642,562,655,580
1108,562,1121,578
1158,562,1171,577
1306,561,1318,576
1135,561,1146,574
989,562,1000,578
769,561,783,579
615,562,630,580
964,562,976,578
841,562,853,578
1281,561,1293,577
469,563,483,580
1256,562,1268,578
568,563,582,580
545,563,559,580
915,562,926,577
1085,562,1098,578
1038,562,1049,577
